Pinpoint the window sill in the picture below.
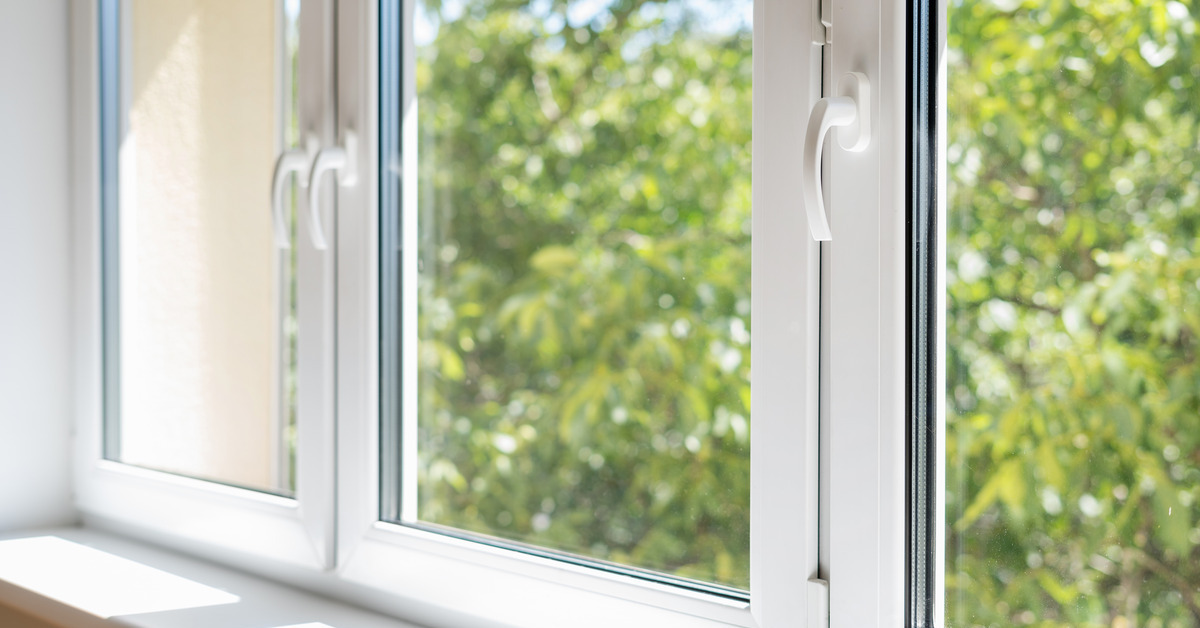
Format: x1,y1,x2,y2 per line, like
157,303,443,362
0,528,419,628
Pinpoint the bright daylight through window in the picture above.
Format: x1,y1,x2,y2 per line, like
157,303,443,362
381,0,754,591
945,0,1200,624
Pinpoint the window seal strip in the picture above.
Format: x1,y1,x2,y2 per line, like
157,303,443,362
378,0,403,523
99,0,121,462
906,0,939,622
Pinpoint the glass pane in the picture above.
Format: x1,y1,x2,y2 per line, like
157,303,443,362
398,0,752,590
105,0,302,495
946,0,1200,624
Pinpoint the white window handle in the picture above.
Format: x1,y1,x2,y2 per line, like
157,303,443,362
305,131,359,250
802,72,871,241
270,149,311,248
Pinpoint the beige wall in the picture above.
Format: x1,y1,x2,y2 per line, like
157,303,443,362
120,0,282,492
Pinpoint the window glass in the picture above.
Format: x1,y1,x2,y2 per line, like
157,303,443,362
386,0,753,590
946,0,1200,623
103,0,302,495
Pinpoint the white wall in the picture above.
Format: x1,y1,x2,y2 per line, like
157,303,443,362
0,0,77,531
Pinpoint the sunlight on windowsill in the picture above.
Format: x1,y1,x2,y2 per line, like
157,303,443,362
0,536,239,618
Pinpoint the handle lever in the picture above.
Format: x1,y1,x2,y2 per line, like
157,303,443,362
270,149,311,248
305,131,358,250
802,72,871,241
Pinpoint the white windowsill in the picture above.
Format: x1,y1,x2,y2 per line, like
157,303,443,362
0,528,420,628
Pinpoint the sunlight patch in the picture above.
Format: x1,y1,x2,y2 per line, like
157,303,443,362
0,536,239,618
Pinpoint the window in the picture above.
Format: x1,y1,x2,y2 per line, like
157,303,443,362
81,0,336,570
380,0,753,593
102,0,301,496
342,0,819,623
69,0,929,626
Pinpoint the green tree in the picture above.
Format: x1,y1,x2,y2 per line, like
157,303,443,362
946,0,1200,624
411,0,753,588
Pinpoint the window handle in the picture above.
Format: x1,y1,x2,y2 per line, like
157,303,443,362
305,131,359,251
802,72,871,241
270,149,311,248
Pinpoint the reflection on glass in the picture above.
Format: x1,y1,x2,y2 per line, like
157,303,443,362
946,0,1200,624
111,0,301,495
411,0,752,588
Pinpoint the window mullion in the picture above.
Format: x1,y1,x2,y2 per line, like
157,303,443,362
333,0,383,568
295,0,339,569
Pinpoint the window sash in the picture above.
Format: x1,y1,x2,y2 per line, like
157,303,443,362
335,0,823,625
76,0,338,571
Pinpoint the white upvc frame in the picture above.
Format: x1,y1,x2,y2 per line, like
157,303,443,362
71,0,338,572
824,0,912,626
332,0,824,626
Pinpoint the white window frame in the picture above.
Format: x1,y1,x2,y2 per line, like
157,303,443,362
64,0,934,625
333,0,822,625
71,0,337,571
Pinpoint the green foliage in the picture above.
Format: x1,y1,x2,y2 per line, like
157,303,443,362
946,0,1200,624
412,0,752,588
406,0,1200,609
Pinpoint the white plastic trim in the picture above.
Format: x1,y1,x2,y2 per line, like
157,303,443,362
826,0,909,624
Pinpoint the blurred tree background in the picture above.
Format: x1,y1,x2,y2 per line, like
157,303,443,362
945,0,1200,625
409,0,753,588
